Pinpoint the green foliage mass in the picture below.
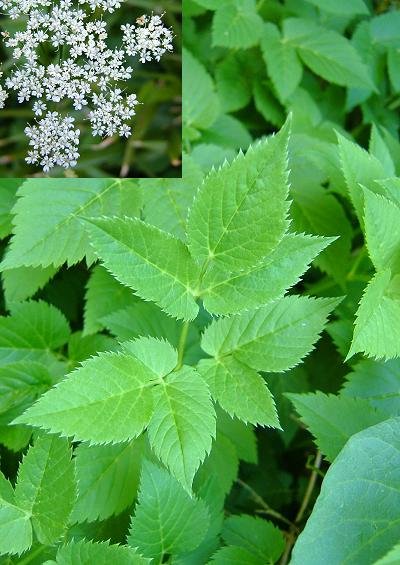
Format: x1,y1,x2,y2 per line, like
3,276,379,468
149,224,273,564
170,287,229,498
0,0,400,563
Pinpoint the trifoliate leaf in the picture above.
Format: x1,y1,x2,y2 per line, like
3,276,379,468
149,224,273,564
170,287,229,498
14,434,75,545
72,437,144,523
200,233,333,315
288,392,388,461
187,120,290,272
85,217,200,321
291,418,400,565
0,180,142,270
14,351,156,444
197,357,279,427
201,296,340,373
128,460,210,561
147,366,216,491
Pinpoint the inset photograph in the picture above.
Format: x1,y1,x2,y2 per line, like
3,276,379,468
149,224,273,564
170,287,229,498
0,0,181,177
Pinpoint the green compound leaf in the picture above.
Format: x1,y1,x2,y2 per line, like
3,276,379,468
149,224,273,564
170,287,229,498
200,233,332,315
14,351,156,444
284,18,375,90
212,0,263,49
288,392,388,461
187,120,290,272
147,366,216,491
261,22,303,102
349,269,400,360
0,179,142,270
53,540,149,565
201,296,340,373
128,460,210,562
72,437,144,524
197,357,279,428
85,216,200,321
0,300,70,369
291,418,400,565
363,189,400,274
14,434,75,545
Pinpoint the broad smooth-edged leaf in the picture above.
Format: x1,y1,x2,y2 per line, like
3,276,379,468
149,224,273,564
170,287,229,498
349,269,400,360
85,217,200,321
0,180,142,270
370,11,400,47
288,392,388,461
201,295,340,373
14,351,156,444
305,0,368,15
261,23,302,101
72,437,144,523
83,265,137,335
183,48,219,133
363,190,400,273
291,418,400,565
0,301,70,368
197,357,279,427
2,265,57,305
200,233,333,315
147,366,216,491
337,133,386,222
53,540,149,565
14,434,75,545
0,502,32,556
222,515,285,564
187,120,290,272
0,361,52,425
212,0,263,49
128,461,210,562
283,18,374,90
342,359,400,417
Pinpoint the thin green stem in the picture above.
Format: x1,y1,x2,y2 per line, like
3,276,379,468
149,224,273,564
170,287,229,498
175,320,190,371
236,479,297,529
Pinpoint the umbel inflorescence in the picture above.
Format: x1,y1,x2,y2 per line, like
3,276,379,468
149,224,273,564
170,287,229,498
0,1,173,172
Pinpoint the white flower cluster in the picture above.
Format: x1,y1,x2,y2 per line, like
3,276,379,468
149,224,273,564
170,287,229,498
122,14,174,63
0,0,173,172
25,112,80,172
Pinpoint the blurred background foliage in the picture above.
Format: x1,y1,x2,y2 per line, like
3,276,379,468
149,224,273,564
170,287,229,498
0,0,182,178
